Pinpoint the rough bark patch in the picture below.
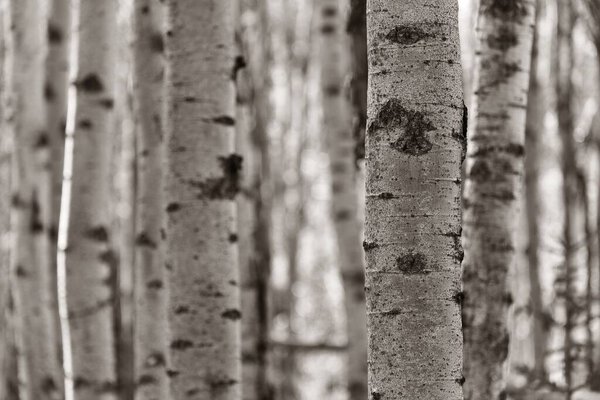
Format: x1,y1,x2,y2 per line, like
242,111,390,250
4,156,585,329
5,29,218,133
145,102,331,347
190,154,243,200
362,241,379,251
396,251,429,274
369,99,435,156
385,25,431,45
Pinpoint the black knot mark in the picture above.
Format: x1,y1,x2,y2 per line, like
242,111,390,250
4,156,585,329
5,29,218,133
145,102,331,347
41,376,58,394
385,25,431,45
228,233,238,243
371,392,383,400
76,74,104,93
34,133,49,148
170,339,193,350
174,305,191,314
135,232,157,248
487,25,519,51
455,376,466,386
149,32,164,53
47,24,63,44
321,24,336,34
86,226,109,242
29,193,43,233
137,374,157,386
452,291,464,306
78,119,93,129
145,352,165,368
322,6,337,17
190,154,243,200
396,251,429,274
483,0,528,21
362,241,379,251
231,55,247,80
221,309,242,320
369,99,435,156
212,116,235,126
378,192,394,199
99,250,119,269
166,203,181,212
146,279,163,290
44,82,55,101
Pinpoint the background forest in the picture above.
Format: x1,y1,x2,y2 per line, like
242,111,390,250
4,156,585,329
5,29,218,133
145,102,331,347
2,0,600,400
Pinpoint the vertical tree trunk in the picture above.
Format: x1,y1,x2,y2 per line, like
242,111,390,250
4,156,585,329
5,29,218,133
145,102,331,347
347,0,367,162
59,0,119,398
462,1,536,399
524,1,547,382
5,0,64,398
164,1,241,399
364,1,465,399
555,1,576,396
318,1,367,399
131,0,169,399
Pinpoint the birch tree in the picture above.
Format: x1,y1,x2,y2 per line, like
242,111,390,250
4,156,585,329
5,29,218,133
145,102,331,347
60,0,119,398
462,1,536,399
164,1,241,399
318,1,367,398
131,0,169,399
4,0,63,398
347,0,367,161
364,1,465,399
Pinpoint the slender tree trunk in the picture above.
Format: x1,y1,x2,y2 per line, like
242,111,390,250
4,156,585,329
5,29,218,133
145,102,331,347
347,0,367,163
462,1,536,399
59,0,119,398
131,0,169,399
164,1,241,399
5,0,64,398
318,1,367,399
364,1,465,399
524,1,547,382
555,1,576,396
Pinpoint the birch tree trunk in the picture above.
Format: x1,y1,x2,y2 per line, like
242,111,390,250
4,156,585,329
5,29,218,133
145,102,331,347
164,1,241,399
60,0,119,398
347,0,367,162
318,1,367,399
131,0,169,399
462,1,536,399
364,1,464,399
4,0,64,398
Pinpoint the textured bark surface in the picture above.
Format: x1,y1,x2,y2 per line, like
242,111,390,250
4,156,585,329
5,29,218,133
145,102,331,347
318,1,367,399
164,1,241,399
61,0,119,398
347,0,367,162
4,1,64,398
364,1,464,399
131,0,170,399
462,1,535,399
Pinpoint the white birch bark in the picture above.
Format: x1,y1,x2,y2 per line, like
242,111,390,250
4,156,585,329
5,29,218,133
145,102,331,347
4,0,63,398
462,1,536,399
364,1,465,399
318,1,367,399
164,1,241,399
61,0,119,398
131,0,170,399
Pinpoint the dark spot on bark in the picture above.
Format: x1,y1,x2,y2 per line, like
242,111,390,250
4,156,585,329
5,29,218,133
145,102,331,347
183,96,197,103
487,25,519,50
15,265,28,278
99,98,114,109
324,85,341,96
191,154,243,200
49,225,58,241
456,376,466,386
34,133,49,148
369,99,435,156
385,25,430,45
166,203,181,212
321,24,336,34
137,375,157,386
166,369,180,378
135,232,157,248
363,241,379,251
76,74,104,93
371,391,383,400
145,352,166,367
146,280,163,290
452,291,464,306
212,116,235,126
503,292,513,305
140,5,150,14
170,339,193,350
483,0,528,21
30,193,43,233
174,305,191,314
229,280,237,286
186,388,200,396
378,192,394,199
78,119,93,129
47,24,63,43
499,390,507,400
221,309,242,320
335,210,352,221
99,250,119,270
228,233,238,242
322,6,337,17
11,194,27,209
149,32,164,53
232,55,246,80
41,376,58,393
210,379,238,390
86,226,109,242
396,251,428,274
453,103,468,161
44,83,55,101
468,159,492,182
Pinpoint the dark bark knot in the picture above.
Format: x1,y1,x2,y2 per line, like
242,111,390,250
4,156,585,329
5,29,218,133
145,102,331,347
371,391,383,400
483,0,528,21
369,99,435,156
221,309,242,320
47,24,63,44
487,25,519,51
189,154,243,200
231,55,246,81
396,251,429,274
385,25,431,45
148,32,164,53
170,339,193,350
362,241,379,251
135,232,157,249
76,74,104,93
86,226,109,242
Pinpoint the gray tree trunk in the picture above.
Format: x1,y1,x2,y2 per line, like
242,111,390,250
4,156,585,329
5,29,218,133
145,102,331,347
364,1,465,399
164,1,241,399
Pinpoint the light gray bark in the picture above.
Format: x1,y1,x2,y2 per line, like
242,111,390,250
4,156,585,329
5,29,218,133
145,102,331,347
4,0,64,398
131,0,170,399
164,1,241,399
462,1,536,399
60,0,119,398
364,1,465,399
318,1,367,399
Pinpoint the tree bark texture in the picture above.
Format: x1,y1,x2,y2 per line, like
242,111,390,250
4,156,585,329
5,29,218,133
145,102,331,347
4,0,64,398
462,1,536,399
318,1,367,399
364,1,465,399
131,0,170,399
61,0,120,398
164,1,241,399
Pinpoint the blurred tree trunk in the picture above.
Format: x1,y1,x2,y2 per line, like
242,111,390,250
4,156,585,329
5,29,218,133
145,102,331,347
364,1,464,399
131,0,169,399
347,0,367,163
555,1,576,396
318,1,367,399
524,1,547,383
164,1,241,399
5,0,64,398
462,1,536,399
61,0,119,398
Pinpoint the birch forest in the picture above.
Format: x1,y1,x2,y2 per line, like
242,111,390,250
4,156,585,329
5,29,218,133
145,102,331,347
5,0,600,400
